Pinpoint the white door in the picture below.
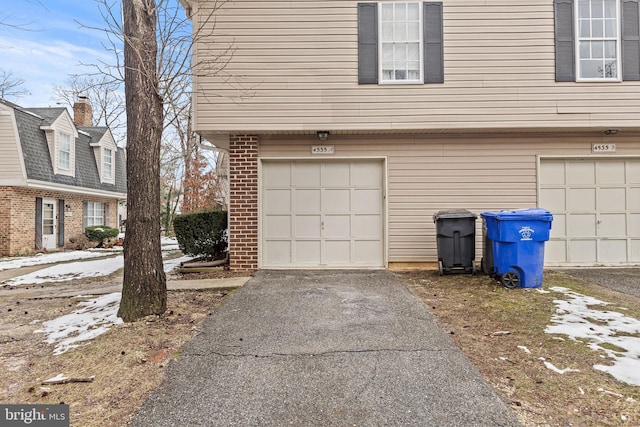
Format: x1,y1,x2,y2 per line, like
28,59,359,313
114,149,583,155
42,199,57,250
262,160,385,268
540,159,640,266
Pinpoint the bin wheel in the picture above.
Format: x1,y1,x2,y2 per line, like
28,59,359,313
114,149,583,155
501,272,520,289
438,260,444,276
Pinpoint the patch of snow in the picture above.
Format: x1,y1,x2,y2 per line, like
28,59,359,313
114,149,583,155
44,374,66,383
4,253,191,286
517,345,531,354
34,292,123,355
541,359,580,374
160,236,180,251
545,286,640,386
0,251,111,271
3,256,124,286
536,288,550,294
163,255,193,273
578,387,585,395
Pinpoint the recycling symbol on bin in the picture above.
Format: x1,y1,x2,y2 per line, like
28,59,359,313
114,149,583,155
519,226,534,241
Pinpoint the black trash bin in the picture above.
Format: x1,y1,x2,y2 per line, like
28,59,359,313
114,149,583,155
433,210,477,276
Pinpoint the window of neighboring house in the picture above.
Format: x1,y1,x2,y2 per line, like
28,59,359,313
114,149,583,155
84,201,104,227
358,2,443,85
554,0,639,82
380,2,422,83
58,132,71,170
103,148,113,180
577,0,620,80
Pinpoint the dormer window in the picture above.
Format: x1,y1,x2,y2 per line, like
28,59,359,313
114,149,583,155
58,132,72,170
103,148,113,180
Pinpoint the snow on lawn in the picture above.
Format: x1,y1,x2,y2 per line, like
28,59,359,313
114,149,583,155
35,292,123,355
0,237,179,273
0,251,111,271
161,236,180,251
3,253,192,286
545,286,640,386
3,256,125,286
163,255,193,272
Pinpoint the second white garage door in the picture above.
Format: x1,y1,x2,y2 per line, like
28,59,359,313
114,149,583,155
540,158,640,266
261,160,385,268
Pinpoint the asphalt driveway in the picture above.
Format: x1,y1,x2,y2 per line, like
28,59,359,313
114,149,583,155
556,268,640,300
133,270,519,426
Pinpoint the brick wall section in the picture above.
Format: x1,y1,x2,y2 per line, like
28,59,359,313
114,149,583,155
229,134,259,270
0,186,119,256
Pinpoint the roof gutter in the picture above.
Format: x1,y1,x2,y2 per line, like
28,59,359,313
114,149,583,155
24,179,127,200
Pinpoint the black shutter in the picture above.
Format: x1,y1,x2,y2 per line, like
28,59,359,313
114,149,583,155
622,0,640,80
104,202,110,226
58,199,65,248
82,201,88,229
358,3,378,84
423,2,444,83
554,0,576,82
35,197,43,250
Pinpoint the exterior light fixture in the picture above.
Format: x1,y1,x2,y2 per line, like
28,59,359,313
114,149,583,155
603,128,619,135
316,131,330,141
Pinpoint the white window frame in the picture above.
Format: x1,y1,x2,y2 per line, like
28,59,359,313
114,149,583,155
85,201,104,227
378,1,423,84
58,132,71,170
103,148,113,180
575,0,622,82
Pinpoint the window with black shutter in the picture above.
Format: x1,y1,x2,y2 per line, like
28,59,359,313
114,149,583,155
358,2,444,84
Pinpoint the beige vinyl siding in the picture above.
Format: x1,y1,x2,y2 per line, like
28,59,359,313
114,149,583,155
259,134,640,263
0,111,26,181
191,0,640,135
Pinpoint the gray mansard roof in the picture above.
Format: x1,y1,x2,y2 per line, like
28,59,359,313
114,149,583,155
8,102,126,195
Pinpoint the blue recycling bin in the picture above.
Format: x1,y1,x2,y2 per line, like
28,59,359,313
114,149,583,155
481,208,553,288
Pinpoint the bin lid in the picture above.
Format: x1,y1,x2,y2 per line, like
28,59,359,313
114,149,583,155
433,209,477,222
481,208,553,221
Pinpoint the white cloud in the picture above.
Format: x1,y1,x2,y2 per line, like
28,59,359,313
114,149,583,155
0,32,116,106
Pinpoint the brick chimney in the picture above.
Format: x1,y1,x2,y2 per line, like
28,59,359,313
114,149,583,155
73,96,93,127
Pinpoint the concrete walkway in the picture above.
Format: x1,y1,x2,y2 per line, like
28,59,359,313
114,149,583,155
133,270,520,426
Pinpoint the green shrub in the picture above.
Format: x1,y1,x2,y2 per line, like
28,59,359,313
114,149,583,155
84,225,120,247
173,210,228,258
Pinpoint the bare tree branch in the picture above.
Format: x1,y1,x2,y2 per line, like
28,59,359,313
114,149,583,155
0,69,31,101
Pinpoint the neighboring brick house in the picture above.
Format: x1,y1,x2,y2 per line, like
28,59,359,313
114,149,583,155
0,98,126,256
182,0,640,270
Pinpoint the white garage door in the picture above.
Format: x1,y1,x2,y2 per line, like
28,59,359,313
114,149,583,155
540,158,640,266
261,160,385,268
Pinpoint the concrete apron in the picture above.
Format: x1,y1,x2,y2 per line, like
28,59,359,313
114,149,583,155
133,270,520,427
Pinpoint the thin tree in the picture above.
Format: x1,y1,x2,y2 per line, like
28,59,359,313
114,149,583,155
118,0,166,321
0,69,30,101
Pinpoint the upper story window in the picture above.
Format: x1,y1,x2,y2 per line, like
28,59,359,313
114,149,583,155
554,0,640,82
103,148,113,180
358,2,444,85
380,2,422,83
58,132,71,170
577,0,620,80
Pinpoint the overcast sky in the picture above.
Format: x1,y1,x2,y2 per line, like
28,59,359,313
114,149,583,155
0,0,123,107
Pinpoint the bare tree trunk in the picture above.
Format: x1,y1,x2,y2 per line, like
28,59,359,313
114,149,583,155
118,0,166,322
